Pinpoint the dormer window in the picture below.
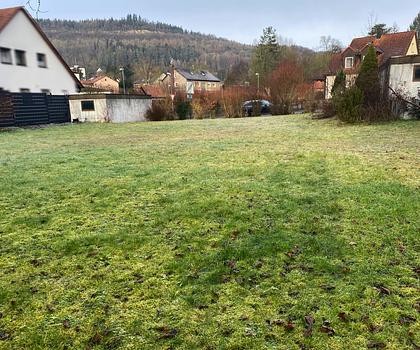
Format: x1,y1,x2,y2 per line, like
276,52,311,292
345,57,354,69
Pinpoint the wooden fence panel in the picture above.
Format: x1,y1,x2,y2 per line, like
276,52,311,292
0,91,15,128
0,92,70,127
47,95,70,124
11,93,49,126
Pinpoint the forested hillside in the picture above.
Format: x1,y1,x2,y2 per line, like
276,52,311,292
38,15,253,82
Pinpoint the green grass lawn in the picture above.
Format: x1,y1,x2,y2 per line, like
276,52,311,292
0,115,419,350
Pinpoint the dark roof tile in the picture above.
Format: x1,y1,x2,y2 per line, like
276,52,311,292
176,68,221,82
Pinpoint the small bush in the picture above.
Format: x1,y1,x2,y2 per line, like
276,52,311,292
146,98,175,121
363,102,397,123
221,88,250,118
248,101,262,117
321,100,335,118
334,86,364,123
270,104,291,115
191,92,218,119
304,98,320,114
175,97,192,120
408,99,420,120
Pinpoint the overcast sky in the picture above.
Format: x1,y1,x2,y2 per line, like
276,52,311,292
2,0,419,48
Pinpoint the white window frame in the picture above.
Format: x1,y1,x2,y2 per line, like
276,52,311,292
345,57,354,69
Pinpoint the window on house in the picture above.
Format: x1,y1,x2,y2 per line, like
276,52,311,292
37,53,47,68
413,66,420,82
20,88,30,93
15,50,27,66
345,57,354,69
0,47,12,64
81,100,95,111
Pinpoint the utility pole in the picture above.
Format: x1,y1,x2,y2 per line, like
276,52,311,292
256,73,260,96
119,67,126,94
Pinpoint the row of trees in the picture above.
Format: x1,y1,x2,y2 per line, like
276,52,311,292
38,16,252,84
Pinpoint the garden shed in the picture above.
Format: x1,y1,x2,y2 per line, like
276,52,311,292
69,93,152,123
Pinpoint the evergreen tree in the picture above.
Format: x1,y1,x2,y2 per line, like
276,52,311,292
251,27,280,83
331,70,346,96
355,45,381,107
409,12,420,40
368,24,395,39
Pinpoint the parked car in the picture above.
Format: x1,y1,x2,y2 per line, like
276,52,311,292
242,100,273,116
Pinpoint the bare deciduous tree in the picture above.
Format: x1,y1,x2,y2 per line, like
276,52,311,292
319,36,342,54
25,0,44,18
269,60,305,114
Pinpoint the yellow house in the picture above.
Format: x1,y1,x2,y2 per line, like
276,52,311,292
81,73,120,94
158,67,222,96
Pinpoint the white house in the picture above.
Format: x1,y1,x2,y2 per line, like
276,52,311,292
384,55,420,98
0,7,81,94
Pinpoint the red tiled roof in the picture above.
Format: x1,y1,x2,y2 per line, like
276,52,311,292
372,31,416,61
313,80,324,90
327,31,418,75
81,76,112,85
349,36,375,51
140,85,167,98
0,7,21,32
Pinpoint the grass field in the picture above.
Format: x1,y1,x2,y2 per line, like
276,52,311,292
0,115,419,350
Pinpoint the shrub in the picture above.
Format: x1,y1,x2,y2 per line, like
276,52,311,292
175,96,192,120
303,89,321,114
331,70,346,97
407,99,420,120
248,101,262,117
333,45,394,123
334,86,364,123
191,92,219,119
270,103,291,115
221,87,250,118
269,61,305,115
355,45,381,108
321,100,336,118
363,101,397,123
146,98,175,121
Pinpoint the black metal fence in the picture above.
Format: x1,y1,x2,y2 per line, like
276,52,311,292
0,91,70,128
